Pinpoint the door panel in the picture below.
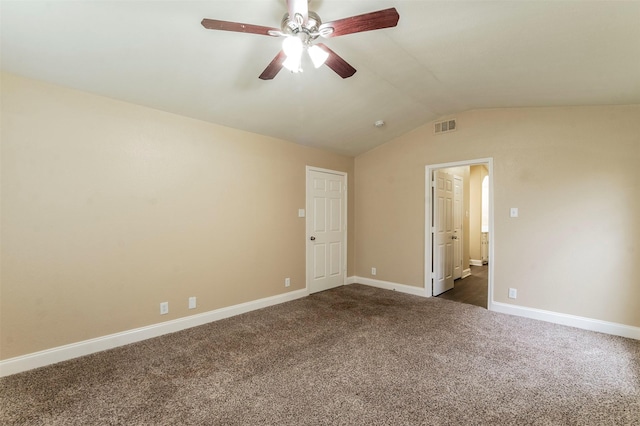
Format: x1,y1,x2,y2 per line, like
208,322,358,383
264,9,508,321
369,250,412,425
329,198,342,231
307,169,346,293
313,197,326,232
329,242,342,276
433,170,454,296
313,244,326,279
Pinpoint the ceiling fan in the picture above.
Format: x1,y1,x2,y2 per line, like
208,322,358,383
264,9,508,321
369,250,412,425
201,0,399,80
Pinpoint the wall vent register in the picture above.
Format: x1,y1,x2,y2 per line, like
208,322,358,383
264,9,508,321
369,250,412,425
434,119,456,134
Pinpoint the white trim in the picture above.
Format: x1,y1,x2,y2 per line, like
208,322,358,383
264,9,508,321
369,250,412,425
491,302,640,340
462,268,471,279
0,289,308,377
354,276,639,340
353,276,427,297
425,158,494,309
305,166,348,293
424,169,432,297
346,276,357,285
453,174,464,280
304,166,346,176
469,259,484,267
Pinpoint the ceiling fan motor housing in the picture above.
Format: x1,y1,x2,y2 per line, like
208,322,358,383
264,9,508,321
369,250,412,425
281,11,322,44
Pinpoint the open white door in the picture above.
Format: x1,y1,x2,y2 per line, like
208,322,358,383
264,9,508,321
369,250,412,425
306,168,347,294
433,170,454,296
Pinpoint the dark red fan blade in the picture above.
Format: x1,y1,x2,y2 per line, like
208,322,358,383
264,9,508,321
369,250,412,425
316,44,356,79
259,51,287,80
201,18,279,36
319,8,400,38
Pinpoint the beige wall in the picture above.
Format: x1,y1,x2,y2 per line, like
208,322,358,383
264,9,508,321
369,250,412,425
355,105,640,327
2,72,639,362
0,73,354,360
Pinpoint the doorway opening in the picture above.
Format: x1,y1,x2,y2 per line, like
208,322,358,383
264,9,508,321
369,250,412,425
424,158,493,310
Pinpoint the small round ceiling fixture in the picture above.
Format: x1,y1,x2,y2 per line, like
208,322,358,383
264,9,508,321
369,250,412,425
374,120,385,128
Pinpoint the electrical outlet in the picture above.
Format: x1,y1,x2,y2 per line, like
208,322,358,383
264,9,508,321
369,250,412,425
371,267,377,276
160,302,169,315
188,297,196,309
285,278,291,287
508,288,517,299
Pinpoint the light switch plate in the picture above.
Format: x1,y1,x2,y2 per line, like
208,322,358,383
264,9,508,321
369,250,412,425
510,207,519,218
298,209,305,218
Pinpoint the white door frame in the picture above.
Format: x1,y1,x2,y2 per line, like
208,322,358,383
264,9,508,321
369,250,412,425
453,174,464,280
424,158,495,310
305,166,348,293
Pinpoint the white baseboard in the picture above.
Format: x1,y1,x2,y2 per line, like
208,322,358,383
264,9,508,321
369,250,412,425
462,268,471,279
0,289,308,377
352,277,639,340
349,276,427,297
469,259,483,266
7,286,635,378
346,276,357,285
491,301,640,340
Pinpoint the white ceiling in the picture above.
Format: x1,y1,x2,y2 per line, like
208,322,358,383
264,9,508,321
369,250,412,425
2,0,639,156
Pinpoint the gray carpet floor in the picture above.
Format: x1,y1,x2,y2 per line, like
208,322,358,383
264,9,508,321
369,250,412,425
1,284,639,425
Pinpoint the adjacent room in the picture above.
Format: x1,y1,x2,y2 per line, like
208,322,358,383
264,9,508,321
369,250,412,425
1,1,639,424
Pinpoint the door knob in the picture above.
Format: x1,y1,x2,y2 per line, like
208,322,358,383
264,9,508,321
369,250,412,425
452,235,458,240
310,236,316,241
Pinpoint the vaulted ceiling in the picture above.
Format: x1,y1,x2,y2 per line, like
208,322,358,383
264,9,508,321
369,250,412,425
2,1,639,156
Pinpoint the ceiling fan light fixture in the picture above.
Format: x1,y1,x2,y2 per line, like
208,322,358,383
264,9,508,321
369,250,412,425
282,36,303,58
308,45,329,68
282,35,304,72
283,54,302,73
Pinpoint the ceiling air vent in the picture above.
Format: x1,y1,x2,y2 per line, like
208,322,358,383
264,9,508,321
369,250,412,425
434,119,456,134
